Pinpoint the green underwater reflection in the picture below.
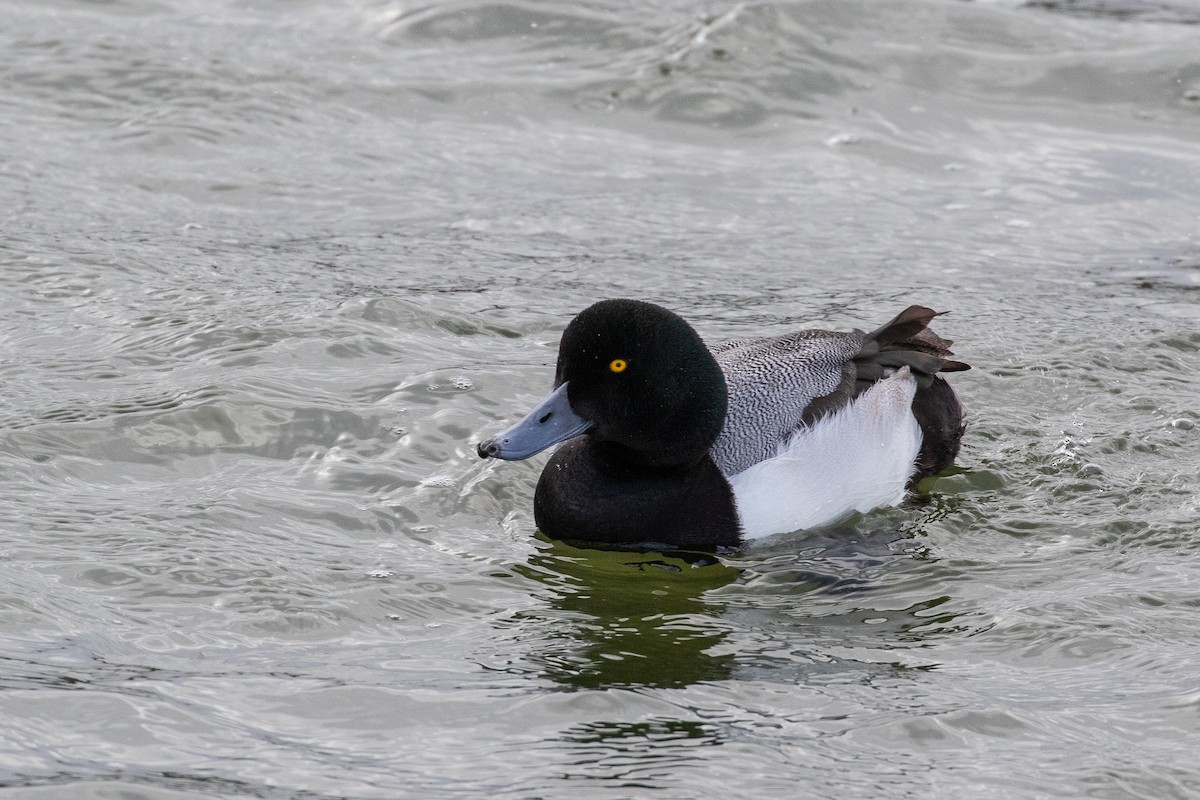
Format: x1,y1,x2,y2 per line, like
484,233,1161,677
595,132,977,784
510,537,741,690
504,521,981,692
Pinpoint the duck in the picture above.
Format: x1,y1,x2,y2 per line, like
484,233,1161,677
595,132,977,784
477,299,968,550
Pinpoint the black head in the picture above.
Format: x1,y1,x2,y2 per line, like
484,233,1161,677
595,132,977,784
553,299,727,469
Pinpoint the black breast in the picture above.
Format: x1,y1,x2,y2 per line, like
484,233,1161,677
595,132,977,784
533,437,742,550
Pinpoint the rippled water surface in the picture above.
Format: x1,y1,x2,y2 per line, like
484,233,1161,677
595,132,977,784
2,0,1199,797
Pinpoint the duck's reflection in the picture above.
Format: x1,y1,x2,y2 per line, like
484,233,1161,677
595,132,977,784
505,519,975,691
510,537,740,690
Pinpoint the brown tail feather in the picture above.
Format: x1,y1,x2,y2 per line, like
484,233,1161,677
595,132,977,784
859,305,970,386
864,305,939,347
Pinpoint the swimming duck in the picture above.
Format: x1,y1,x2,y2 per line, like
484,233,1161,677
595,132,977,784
477,300,968,550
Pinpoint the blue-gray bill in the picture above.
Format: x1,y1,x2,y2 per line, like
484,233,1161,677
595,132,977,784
476,382,592,460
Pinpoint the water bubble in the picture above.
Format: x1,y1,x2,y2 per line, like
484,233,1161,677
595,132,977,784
421,474,457,488
826,132,861,146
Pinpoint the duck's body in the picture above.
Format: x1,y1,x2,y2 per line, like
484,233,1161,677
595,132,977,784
478,300,967,550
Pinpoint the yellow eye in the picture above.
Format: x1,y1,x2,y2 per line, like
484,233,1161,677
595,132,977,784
608,358,628,373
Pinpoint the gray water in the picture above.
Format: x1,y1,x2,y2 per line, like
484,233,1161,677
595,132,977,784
2,0,1199,797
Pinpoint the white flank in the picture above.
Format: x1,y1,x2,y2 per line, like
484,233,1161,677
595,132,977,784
728,367,923,539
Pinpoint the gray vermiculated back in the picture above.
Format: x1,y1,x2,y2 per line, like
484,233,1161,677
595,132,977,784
709,329,865,476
